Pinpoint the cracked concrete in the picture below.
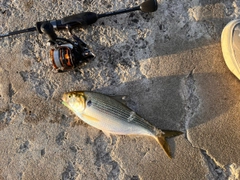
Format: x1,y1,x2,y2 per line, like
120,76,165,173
1,0,240,179
200,149,228,180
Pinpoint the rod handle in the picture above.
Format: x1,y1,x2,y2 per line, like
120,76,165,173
60,12,98,27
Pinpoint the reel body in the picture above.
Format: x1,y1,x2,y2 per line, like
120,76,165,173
49,39,94,72
41,22,95,72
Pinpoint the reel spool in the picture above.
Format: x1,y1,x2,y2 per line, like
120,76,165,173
50,44,75,71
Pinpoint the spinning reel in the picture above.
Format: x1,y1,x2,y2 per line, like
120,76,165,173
40,22,94,72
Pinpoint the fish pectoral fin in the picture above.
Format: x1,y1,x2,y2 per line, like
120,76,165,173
82,114,99,122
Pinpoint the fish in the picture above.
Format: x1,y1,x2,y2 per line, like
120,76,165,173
62,91,182,158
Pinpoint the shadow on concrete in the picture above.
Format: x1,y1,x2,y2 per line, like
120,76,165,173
96,71,240,131
92,70,240,157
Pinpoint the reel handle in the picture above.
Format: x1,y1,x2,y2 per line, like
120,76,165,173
39,22,58,42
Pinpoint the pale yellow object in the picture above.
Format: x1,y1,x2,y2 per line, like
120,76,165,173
221,20,240,79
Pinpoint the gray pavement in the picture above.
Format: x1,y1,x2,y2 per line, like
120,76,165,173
0,0,240,179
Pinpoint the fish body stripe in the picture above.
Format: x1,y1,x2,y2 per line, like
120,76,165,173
85,93,155,133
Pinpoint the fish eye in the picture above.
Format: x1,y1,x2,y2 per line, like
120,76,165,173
87,100,92,107
68,95,72,98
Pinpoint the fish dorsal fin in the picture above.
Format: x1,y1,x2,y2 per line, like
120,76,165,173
109,95,128,105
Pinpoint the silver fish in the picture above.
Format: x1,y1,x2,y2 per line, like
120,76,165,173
62,91,182,158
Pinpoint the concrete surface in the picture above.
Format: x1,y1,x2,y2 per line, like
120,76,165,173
0,0,240,179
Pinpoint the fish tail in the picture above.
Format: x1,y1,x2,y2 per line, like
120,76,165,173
155,130,183,158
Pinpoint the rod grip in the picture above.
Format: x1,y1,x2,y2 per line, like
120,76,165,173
60,12,98,27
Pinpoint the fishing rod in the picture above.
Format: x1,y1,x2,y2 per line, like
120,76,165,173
0,0,158,72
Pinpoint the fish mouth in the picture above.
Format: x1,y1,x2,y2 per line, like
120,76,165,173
62,99,76,113
61,93,70,108
62,93,69,102
62,101,68,107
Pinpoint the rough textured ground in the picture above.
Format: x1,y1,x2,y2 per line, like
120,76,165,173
1,0,240,179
